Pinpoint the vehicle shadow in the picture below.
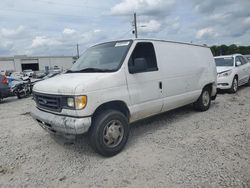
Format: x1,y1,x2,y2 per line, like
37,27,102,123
127,104,197,148
50,103,205,157
0,97,18,104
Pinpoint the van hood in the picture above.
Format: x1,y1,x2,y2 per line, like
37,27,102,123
216,66,233,74
33,72,124,95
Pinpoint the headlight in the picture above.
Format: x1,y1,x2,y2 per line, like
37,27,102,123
218,70,232,77
67,97,75,107
66,96,87,109
75,96,87,110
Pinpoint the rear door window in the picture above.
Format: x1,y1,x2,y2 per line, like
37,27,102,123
239,56,247,65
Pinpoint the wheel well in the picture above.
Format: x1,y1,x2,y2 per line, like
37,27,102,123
92,101,130,120
234,74,238,80
203,83,213,93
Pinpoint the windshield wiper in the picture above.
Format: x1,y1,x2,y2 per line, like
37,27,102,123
66,68,114,73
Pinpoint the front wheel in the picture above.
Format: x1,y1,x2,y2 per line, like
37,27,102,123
89,110,129,157
229,77,238,93
194,87,211,111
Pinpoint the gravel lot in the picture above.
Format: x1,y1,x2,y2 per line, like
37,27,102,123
0,87,250,188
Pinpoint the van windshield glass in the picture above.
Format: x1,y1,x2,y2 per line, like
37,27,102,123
68,41,131,73
215,57,234,67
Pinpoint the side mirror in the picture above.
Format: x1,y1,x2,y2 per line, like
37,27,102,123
236,61,241,66
129,58,147,74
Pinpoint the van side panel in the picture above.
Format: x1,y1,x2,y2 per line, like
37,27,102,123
153,41,216,112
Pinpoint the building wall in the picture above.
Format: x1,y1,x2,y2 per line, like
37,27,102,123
0,59,15,71
38,57,74,71
0,56,75,72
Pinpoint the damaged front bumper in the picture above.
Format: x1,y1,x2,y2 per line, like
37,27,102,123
31,107,92,135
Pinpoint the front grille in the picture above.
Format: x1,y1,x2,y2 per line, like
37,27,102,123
35,93,61,112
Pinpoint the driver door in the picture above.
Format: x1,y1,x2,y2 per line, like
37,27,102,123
125,42,163,121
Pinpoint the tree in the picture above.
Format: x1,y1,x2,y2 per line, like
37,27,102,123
210,45,250,56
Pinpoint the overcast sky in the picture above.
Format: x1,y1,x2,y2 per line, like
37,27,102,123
0,0,249,56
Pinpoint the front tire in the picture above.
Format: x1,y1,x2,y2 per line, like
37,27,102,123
89,110,129,157
194,86,211,111
229,76,238,93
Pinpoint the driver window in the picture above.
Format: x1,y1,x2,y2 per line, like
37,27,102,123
235,57,242,66
129,42,158,72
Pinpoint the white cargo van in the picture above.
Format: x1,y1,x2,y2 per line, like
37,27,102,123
31,39,217,156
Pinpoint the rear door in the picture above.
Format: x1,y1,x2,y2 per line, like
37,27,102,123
126,42,163,121
235,56,248,85
239,56,250,83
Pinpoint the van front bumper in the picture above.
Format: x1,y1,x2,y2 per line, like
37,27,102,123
31,107,92,135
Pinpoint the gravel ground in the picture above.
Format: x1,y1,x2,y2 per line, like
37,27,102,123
0,87,250,188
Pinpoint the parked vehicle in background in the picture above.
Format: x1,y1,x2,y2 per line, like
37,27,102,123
245,55,250,62
31,39,217,156
0,75,14,101
11,79,32,99
23,69,34,77
215,54,250,93
50,66,61,73
10,72,24,80
33,71,47,79
0,70,5,75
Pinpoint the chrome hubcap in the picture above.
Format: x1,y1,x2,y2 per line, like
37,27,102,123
233,79,238,91
103,120,124,148
202,91,210,106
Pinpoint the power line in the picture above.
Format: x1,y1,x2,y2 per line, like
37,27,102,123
118,29,133,39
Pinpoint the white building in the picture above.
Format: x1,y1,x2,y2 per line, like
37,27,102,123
0,55,76,72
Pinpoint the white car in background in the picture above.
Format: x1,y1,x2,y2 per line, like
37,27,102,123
23,69,34,77
215,54,250,93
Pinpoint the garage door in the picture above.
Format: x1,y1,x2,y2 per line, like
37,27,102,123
21,59,39,71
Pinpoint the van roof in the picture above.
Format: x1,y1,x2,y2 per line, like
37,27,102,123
133,38,209,48
93,39,209,49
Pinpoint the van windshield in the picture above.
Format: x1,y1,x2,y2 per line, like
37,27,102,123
68,41,132,73
215,57,234,67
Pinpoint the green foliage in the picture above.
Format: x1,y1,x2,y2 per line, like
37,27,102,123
210,45,250,56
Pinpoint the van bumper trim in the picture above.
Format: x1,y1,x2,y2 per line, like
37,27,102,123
31,107,92,135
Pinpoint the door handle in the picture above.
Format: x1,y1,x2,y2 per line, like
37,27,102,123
159,81,162,89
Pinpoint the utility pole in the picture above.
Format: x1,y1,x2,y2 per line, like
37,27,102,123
133,13,138,38
76,44,80,59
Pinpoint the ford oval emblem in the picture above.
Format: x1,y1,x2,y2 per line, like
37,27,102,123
42,99,47,104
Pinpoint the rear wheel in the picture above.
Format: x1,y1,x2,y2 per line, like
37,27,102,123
17,91,24,99
229,77,238,93
194,86,211,111
89,110,129,157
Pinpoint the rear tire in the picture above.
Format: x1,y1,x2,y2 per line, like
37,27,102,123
229,76,238,93
89,110,129,157
17,92,23,99
194,86,211,111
